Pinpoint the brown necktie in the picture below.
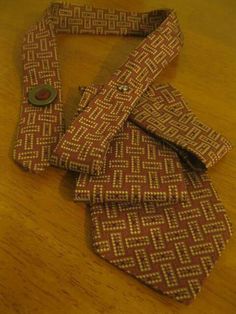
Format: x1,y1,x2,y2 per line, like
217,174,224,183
76,84,232,303
13,2,232,304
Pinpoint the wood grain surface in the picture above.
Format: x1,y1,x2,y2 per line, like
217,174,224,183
0,0,236,313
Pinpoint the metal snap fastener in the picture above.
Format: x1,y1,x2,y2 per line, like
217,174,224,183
117,84,129,92
78,86,87,92
28,84,57,106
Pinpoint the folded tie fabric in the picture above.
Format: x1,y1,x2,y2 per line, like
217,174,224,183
75,84,232,303
75,120,187,205
90,167,232,303
76,83,232,171
12,2,232,304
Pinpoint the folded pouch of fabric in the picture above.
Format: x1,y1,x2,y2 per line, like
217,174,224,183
75,119,187,205
76,83,232,172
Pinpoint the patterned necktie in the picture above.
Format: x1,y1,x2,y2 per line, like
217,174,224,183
13,2,232,304
76,84,232,303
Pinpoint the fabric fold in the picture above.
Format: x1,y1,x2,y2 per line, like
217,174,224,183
75,120,187,205
13,2,182,173
50,10,183,173
76,83,232,170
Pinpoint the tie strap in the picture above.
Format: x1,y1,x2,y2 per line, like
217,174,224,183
13,3,182,173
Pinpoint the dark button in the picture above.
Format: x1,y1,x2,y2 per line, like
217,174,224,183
28,84,57,106
35,88,52,100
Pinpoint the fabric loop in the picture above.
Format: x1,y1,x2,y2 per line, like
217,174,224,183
13,2,182,173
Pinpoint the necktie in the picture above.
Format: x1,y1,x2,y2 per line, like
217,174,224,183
77,84,232,303
13,2,232,304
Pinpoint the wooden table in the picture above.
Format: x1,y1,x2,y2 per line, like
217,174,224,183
0,0,235,313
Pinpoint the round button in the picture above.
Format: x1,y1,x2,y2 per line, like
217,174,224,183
35,88,52,100
117,84,129,92
28,84,57,106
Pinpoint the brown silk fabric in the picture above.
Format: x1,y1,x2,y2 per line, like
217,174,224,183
76,84,232,170
75,120,187,205
13,2,183,174
13,2,233,304
90,167,232,303
74,85,232,303
50,9,182,175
